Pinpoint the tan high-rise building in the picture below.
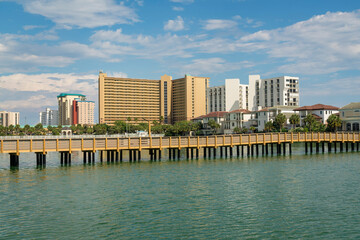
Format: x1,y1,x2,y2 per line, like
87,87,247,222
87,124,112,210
172,75,209,122
98,72,209,124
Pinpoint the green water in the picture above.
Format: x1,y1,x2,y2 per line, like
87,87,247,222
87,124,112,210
1,146,360,239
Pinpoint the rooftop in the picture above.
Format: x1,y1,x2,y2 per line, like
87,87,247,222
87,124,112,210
340,102,360,110
57,93,86,98
294,104,339,111
228,109,252,114
203,111,228,118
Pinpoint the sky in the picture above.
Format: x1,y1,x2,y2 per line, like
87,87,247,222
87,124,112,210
0,0,360,125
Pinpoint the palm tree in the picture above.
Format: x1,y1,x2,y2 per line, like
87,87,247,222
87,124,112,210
327,114,342,132
289,114,300,129
264,121,274,132
274,113,287,132
304,114,316,132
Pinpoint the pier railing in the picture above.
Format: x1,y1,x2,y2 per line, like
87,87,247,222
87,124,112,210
1,132,359,155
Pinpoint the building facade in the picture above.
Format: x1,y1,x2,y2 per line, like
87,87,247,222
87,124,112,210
339,102,360,131
99,72,209,124
207,79,249,113
0,111,20,127
293,104,339,126
255,76,300,110
73,99,95,125
223,109,252,134
208,75,299,113
39,108,58,126
57,93,86,125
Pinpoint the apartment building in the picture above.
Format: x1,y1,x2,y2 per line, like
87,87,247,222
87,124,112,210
339,102,360,131
57,93,86,125
208,75,299,113
0,111,20,127
251,76,300,111
73,99,95,125
255,105,298,131
99,72,209,124
208,78,249,113
39,108,58,126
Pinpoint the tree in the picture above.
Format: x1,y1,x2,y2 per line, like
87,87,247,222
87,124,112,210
233,127,242,134
208,119,220,134
159,116,164,125
289,114,300,129
264,121,274,132
327,114,342,132
274,113,287,132
304,114,316,132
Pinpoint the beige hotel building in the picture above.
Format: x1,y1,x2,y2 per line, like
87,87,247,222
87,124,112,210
99,72,209,124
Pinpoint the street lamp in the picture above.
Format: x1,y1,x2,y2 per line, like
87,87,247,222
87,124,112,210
142,118,151,138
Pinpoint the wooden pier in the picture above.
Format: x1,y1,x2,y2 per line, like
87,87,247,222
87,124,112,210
1,132,359,168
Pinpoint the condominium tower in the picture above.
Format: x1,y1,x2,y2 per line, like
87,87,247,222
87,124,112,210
0,111,20,127
39,108,58,126
208,78,248,112
57,93,86,125
73,99,95,125
98,72,209,124
208,75,299,112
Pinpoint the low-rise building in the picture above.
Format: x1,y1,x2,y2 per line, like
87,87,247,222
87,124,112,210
223,109,252,134
255,105,298,131
194,111,227,135
293,104,339,126
339,102,360,131
0,111,20,127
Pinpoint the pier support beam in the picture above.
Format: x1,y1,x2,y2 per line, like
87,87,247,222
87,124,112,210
10,153,19,168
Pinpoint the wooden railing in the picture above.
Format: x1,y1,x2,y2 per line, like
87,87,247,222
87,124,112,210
0,132,359,155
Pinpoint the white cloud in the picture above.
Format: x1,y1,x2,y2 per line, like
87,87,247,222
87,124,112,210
202,19,237,30
15,0,139,28
0,73,99,120
181,58,252,75
172,6,184,11
0,73,97,94
237,10,360,74
164,16,185,31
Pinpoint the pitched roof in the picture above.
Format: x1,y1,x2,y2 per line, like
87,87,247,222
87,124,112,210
311,113,322,119
203,111,228,118
257,108,269,112
191,115,205,120
293,104,339,111
228,109,251,114
340,102,360,110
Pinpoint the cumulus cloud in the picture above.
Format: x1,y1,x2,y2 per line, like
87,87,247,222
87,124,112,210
13,0,139,28
164,16,185,31
202,19,238,30
237,10,360,74
0,73,97,94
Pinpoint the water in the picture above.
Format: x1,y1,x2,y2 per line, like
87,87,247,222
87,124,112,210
1,144,360,239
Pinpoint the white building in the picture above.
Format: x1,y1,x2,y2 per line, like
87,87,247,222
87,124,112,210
339,102,360,131
294,104,339,126
0,111,20,127
255,106,299,131
208,78,249,112
208,75,299,113
39,108,59,126
223,109,252,134
255,76,300,110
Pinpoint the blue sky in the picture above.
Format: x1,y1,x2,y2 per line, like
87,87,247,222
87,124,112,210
0,0,359,125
